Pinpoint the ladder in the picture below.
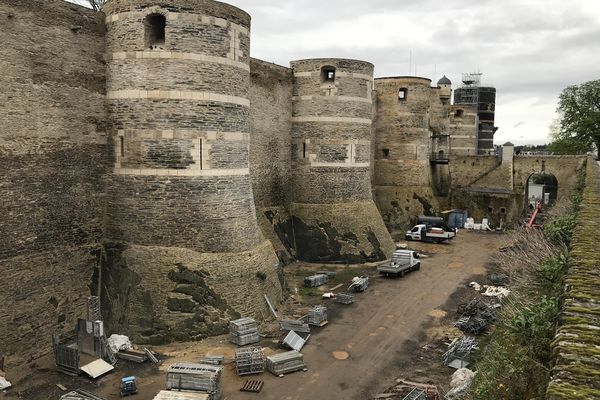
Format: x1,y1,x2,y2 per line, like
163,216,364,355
87,296,102,321
402,388,426,400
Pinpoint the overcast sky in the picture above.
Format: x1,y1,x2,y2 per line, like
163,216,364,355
72,0,600,145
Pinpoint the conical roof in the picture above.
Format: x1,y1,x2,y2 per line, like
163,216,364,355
437,75,451,85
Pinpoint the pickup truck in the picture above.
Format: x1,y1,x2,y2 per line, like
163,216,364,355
405,224,456,243
377,250,420,277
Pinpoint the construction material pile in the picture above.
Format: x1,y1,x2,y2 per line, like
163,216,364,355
229,317,260,346
166,363,222,398
334,293,355,305
304,274,329,288
348,276,369,292
442,336,479,369
235,347,265,376
280,319,310,333
455,299,497,335
266,351,306,376
308,305,327,326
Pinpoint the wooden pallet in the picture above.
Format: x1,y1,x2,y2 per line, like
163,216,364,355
240,380,264,393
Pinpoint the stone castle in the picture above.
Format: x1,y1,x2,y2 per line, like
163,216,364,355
0,0,585,379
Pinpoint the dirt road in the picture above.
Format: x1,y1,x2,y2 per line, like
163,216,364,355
9,231,502,400
220,231,500,400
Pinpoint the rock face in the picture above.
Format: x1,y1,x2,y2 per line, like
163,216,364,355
103,0,282,342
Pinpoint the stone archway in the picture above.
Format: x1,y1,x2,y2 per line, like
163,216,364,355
525,172,558,208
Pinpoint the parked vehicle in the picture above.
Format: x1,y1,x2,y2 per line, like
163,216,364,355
418,215,457,232
405,224,456,243
377,250,420,277
120,376,138,396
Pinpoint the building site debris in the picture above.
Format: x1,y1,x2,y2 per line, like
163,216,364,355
0,376,11,390
280,319,310,333
327,283,344,292
240,379,264,393
282,330,310,352
348,276,369,292
116,349,148,363
153,390,210,400
304,274,329,288
266,350,307,376
401,387,426,400
316,270,337,277
322,292,335,299
307,305,328,326
200,355,225,366
454,316,488,335
229,318,260,346
264,294,278,319
445,368,476,400
457,299,498,319
144,347,159,364
57,383,68,391
80,359,114,379
107,334,132,354
166,363,222,398
483,285,510,299
60,389,105,400
235,347,266,376
442,336,479,369
334,293,355,305
488,273,510,286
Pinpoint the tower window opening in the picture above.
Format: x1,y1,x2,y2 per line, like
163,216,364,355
119,136,124,158
398,88,407,101
145,14,166,49
382,149,390,159
321,66,336,83
303,142,307,158
455,109,464,117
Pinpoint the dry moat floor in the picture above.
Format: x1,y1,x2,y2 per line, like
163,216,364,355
5,230,505,400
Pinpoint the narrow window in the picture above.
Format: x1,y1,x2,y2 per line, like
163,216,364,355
119,136,125,158
198,138,203,170
321,66,336,83
382,149,390,159
500,207,507,214
455,109,464,117
145,14,166,49
302,142,307,158
398,88,407,101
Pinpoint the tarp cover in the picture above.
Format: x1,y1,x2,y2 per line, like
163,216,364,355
80,359,114,379
107,334,132,353
0,376,11,390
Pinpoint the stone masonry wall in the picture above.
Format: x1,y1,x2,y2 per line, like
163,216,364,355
248,59,295,263
547,159,600,400
373,77,441,229
289,59,394,262
0,0,107,379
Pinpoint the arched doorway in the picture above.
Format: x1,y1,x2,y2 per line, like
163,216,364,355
526,172,558,208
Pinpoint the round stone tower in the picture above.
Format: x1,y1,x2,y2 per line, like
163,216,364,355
373,77,442,228
103,0,281,343
289,58,394,263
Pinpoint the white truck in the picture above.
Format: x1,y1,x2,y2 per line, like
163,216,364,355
405,224,456,243
377,250,420,277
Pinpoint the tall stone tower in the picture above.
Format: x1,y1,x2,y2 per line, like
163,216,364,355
289,59,394,262
373,77,442,227
103,0,281,343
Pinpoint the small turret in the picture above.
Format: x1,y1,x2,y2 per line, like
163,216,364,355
437,75,452,103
